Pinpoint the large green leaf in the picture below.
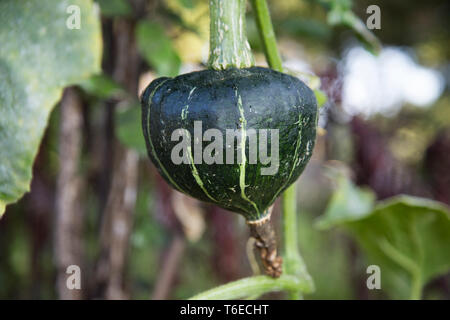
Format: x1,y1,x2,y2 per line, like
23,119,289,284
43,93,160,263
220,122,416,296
0,0,102,216
316,177,450,299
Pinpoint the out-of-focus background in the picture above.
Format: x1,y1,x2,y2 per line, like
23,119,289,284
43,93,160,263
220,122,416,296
0,0,449,299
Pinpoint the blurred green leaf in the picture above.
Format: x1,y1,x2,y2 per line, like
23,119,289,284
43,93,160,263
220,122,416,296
332,10,381,55
0,0,102,216
159,6,200,35
136,21,181,77
319,0,353,12
115,102,147,155
317,176,450,299
298,212,355,299
316,174,376,229
176,0,195,9
314,89,328,108
317,0,381,54
286,69,320,90
78,73,127,99
278,18,331,41
96,0,132,17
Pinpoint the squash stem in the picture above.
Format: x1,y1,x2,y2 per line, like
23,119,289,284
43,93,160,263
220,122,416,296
208,0,255,70
248,218,283,278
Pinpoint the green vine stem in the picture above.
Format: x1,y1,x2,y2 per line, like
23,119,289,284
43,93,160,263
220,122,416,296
189,275,313,300
208,0,255,70
282,184,314,299
249,0,283,72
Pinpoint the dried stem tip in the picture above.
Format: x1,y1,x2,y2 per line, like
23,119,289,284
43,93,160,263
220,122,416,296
247,215,282,278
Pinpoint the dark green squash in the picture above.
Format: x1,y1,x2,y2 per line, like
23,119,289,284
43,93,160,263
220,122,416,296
141,66,317,222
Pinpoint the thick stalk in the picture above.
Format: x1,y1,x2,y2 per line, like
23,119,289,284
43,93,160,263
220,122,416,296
209,0,280,279
208,0,254,70
189,0,314,300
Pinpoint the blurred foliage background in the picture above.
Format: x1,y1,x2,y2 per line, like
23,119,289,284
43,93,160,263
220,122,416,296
0,0,449,299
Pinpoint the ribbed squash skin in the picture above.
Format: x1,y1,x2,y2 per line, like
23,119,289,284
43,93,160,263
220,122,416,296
141,67,317,221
